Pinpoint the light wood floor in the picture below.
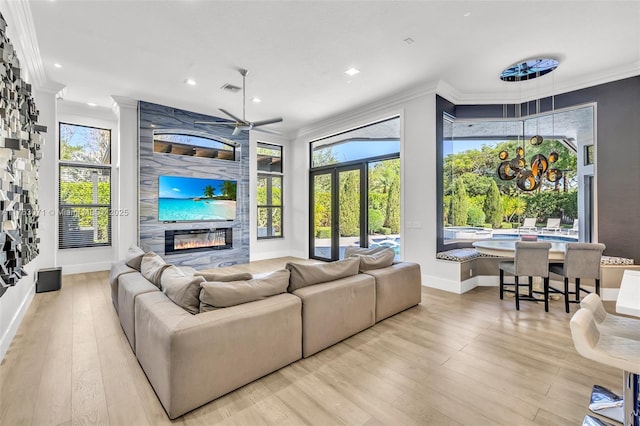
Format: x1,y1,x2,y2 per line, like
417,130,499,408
0,257,623,425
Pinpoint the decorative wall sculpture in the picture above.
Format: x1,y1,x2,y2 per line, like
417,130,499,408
0,13,45,297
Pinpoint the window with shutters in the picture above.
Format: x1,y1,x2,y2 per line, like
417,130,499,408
58,122,112,249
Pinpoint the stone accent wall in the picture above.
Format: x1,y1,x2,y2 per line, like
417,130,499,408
138,101,249,269
0,13,44,297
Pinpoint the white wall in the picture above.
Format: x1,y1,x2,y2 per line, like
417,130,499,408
249,132,304,260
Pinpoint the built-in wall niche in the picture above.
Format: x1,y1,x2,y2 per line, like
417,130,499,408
153,130,237,160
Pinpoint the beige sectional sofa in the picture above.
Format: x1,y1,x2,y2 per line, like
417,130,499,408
110,247,422,419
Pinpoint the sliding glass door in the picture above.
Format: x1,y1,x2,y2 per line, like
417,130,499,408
310,165,365,261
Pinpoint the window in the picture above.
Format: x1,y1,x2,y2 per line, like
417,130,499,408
438,105,592,251
58,123,111,249
257,142,283,238
309,116,401,261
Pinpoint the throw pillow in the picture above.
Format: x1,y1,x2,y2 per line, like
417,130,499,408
350,248,395,272
140,252,170,288
194,271,253,282
124,245,145,271
199,269,290,313
286,257,360,292
161,265,204,315
343,245,386,258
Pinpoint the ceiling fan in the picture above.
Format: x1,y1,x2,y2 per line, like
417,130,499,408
196,68,283,136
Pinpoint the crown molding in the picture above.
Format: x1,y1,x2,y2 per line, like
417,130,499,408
0,0,47,88
295,80,439,140
36,80,65,96
440,63,640,105
111,95,138,109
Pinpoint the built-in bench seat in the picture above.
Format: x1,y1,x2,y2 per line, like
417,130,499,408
436,249,638,297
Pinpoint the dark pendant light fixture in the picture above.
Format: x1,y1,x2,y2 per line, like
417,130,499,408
497,57,562,192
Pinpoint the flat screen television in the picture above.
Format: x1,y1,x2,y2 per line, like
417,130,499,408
158,175,237,222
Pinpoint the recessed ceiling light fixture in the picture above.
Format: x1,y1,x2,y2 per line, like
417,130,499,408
463,12,471,17
250,97,262,103
53,63,62,68
185,78,196,86
344,67,360,76
403,37,415,45
87,102,97,107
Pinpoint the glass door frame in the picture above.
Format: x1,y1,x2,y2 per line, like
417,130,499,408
309,154,398,261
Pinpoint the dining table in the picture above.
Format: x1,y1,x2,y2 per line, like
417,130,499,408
472,239,567,295
616,269,640,317
472,239,567,260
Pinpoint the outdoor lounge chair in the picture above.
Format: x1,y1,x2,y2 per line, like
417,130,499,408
541,218,562,234
517,218,538,234
567,219,579,235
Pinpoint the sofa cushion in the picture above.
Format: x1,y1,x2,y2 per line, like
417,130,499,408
140,252,170,288
343,245,386,258
161,266,205,315
194,271,253,282
199,269,290,312
125,245,146,271
350,248,395,272
286,257,360,292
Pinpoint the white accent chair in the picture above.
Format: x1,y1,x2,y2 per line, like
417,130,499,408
540,218,561,233
517,217,537,234
570,308,640,425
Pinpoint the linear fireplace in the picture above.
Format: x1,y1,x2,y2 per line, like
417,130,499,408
165,228,232,254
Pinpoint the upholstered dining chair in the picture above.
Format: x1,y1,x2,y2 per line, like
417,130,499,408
549,242,606,313
499,241,552,311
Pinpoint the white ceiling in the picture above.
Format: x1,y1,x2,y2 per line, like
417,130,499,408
23,0,640,135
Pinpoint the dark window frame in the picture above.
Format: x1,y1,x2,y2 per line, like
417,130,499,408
257,142,283,239
58,122,112,249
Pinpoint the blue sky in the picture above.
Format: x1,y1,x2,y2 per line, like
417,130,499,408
159,176,233,199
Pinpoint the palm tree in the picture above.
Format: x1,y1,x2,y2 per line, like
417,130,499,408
203,185,214,198
222,181,236,200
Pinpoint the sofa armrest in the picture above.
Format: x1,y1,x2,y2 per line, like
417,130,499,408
134,292,301,419
362,262,422,322
109,260,137,313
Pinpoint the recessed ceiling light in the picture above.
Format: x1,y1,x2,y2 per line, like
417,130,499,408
53,63,62,68
344,67,360,76
185,78,196,86
251,97,262,103
403,37,415,45
87,102,97,107
463,12,471,17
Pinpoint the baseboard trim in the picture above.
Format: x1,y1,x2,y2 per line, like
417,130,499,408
61,261,110,275
0,280,36,362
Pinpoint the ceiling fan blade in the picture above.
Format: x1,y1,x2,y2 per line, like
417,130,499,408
251,117,283,127
232,126,241,136
219,108,244,123
194,120,233,125
253,127,283,135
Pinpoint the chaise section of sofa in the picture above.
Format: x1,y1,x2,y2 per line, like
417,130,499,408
362,262,422,322
117,272,161,351
134,291,302,419
293,274,376,357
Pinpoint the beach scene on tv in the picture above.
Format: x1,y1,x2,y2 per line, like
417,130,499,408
158,176,237,222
